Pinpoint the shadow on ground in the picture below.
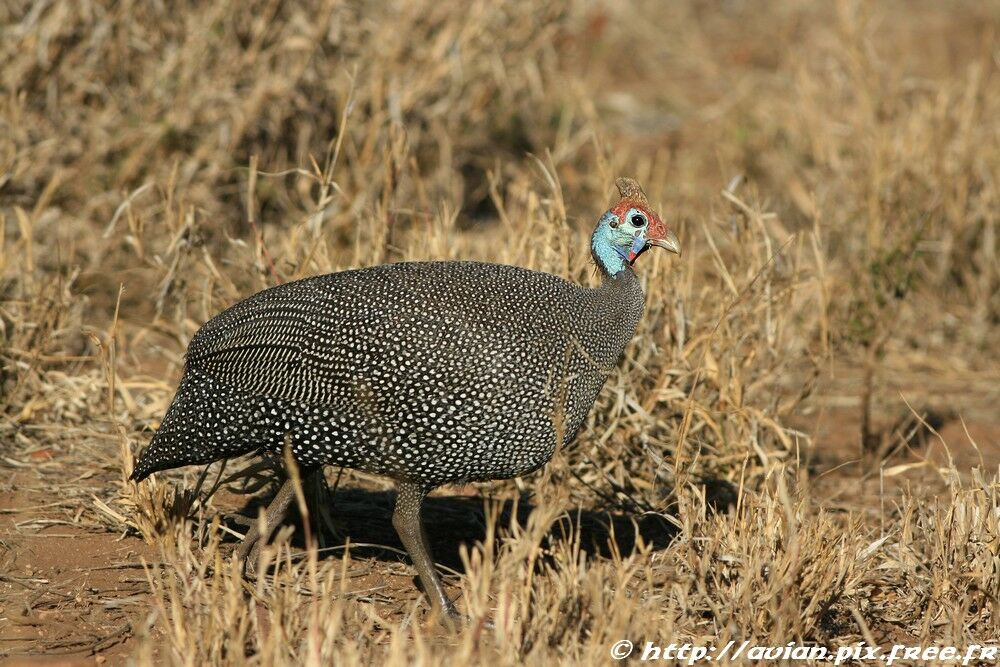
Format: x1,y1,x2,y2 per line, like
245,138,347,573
229,485,679,572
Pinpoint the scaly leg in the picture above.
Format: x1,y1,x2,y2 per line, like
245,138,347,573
236,467,321,569
392,481,460,625
304,467,342,549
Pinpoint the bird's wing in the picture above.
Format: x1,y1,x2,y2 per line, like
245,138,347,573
183,264,579,410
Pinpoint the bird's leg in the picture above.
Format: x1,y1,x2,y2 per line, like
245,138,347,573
392,481,460,626
304,468,341,550
236,467,320,569
236,478,297,569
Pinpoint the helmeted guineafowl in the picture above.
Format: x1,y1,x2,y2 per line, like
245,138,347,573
131,177,680,622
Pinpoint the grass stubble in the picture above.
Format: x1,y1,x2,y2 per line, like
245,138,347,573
1,0,998,664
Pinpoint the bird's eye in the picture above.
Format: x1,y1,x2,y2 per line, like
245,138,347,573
630,213,646,227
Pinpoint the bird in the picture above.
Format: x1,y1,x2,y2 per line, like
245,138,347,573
130,177,680,623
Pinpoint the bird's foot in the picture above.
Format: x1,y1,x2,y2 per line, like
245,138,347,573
434,601,494,632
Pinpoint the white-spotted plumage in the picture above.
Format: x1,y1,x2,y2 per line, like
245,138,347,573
132,260,645,486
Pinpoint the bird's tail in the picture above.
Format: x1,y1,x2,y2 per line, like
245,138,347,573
130,369,262,481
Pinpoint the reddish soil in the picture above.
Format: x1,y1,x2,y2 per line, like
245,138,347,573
0,483,155,665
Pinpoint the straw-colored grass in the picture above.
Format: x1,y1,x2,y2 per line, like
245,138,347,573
1,0,997,664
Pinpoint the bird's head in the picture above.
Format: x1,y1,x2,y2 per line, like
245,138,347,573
591,177,680,276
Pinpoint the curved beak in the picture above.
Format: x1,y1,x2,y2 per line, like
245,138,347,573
648,229,681,256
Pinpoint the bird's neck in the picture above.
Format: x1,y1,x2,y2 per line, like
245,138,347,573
586,228,646,364
591,234,632,278
590,257,645,367
591,230,644,313
596,264,643,310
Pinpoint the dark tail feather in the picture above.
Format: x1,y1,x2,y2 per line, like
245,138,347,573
131,369,261,481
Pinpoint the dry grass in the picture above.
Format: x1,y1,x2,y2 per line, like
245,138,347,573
1,0,998,664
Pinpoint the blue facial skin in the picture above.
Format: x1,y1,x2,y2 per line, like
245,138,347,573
630,234,647,257
591,208,649,276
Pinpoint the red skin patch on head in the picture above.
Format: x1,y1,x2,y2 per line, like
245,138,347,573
612,201,667,242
